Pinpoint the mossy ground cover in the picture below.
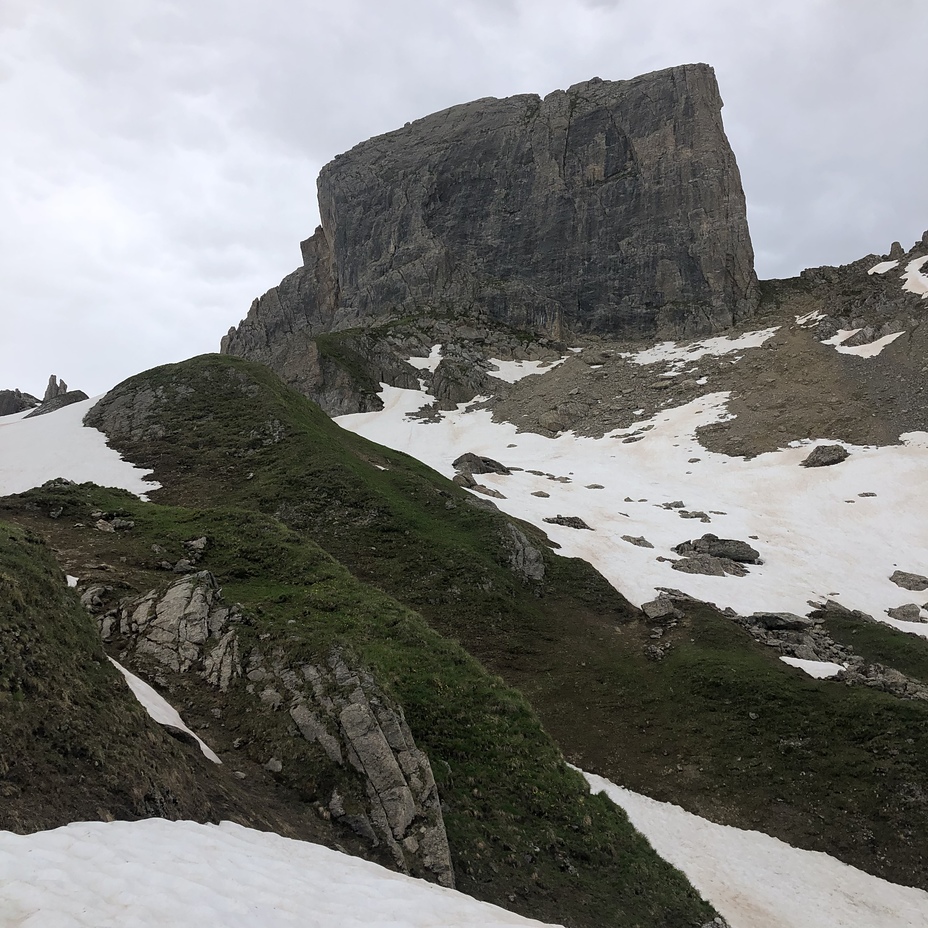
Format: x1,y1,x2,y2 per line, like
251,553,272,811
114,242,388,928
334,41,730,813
11,352,928,904
0,520,218,832
508,600,928,889
75,355,928,890
824,610,928,686
1,481,714,928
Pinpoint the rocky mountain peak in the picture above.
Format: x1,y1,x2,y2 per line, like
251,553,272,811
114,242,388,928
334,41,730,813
222,63,759,404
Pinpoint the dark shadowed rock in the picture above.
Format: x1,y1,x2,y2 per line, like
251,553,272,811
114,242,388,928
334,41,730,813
0,389,40,417
801,444,849,468
748,612,814,631
24,390,89,418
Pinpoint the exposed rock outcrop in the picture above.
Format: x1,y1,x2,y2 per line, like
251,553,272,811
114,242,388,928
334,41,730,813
222,64,759,406
22,376,88,419
0,389,40,417
101,571,453,887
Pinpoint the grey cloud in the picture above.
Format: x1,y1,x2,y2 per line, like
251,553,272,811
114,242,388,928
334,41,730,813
1,0,926,396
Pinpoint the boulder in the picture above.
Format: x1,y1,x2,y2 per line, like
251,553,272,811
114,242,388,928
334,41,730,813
452,452,511,475
641,594,683,620
674,533,760,563
801,444,849,468
502,524,546,582
671,554,747,577
886,604,925,622
543,515,593,530
889,570,928,592
622,535,654,548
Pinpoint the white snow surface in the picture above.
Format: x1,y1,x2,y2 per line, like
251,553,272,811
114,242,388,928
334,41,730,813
108,658,222,764
822,328,861,347
406,344,443,372
337,383,928,638
795,309,825,326
0,397,157,498
834,330,905,357
618,327,779,370
779,657,845,679
821,328,905,358
0,819,558,928
902,255,928,298
582,769,928,928
486,357,566,382
868,260,899,275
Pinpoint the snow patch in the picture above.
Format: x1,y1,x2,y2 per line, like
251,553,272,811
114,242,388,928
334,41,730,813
901,255,928,298
0,397,157,498
582,769,928,928
868,260,899,275
486,357,566,383
822,328,905,358
109,658,221,764
0,819,558,928
779,657,845,679
406,344,443,372
795,309,825,326
66,575,78,588
822,329,859,347
619,327,779,371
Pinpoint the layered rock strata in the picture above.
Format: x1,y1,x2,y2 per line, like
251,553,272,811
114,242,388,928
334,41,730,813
222,63,759,401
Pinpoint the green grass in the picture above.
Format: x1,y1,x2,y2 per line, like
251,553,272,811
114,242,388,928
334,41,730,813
1,481,714,928
17,350,928,897
824,610,928,685
0,521,216,832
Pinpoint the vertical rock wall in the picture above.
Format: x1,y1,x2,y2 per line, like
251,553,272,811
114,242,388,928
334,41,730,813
222,63,758,380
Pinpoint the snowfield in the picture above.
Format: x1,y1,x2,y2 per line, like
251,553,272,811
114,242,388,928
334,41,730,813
0,397,157,497
4,781,927,928
821,328,905,358
0,819,559,928
337,374,928,638
582,770,928,928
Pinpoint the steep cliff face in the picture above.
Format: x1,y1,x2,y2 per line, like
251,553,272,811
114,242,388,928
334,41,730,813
222,63,759,389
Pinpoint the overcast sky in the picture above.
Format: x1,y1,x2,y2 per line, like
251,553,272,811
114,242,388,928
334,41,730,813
2,0,926,397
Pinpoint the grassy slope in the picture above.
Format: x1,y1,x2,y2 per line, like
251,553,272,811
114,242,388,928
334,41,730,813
34,352,928,892
824,610,928,685
2,491,712,927
0,521,218,832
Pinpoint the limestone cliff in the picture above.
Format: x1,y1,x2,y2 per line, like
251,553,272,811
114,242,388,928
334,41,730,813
222,64,758,391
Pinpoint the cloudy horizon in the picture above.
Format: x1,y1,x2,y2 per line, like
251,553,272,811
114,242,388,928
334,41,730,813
3,0,926,397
